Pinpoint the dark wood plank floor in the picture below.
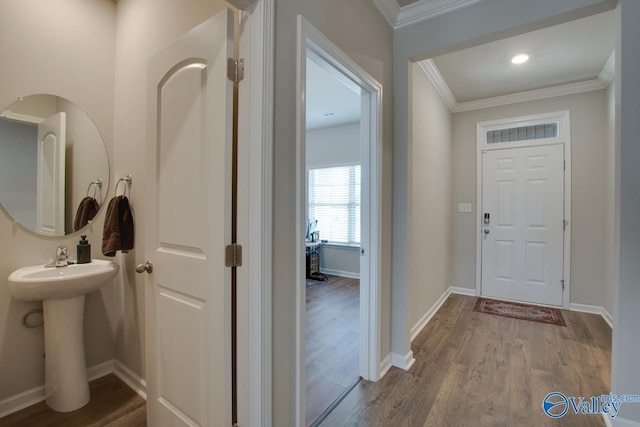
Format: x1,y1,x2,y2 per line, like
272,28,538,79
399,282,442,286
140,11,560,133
320,294,612,427
306,275,360,426
0,374,146,427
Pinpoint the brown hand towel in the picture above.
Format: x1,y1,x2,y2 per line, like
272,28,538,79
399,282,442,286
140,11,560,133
102,195,135,257
73,196,100,231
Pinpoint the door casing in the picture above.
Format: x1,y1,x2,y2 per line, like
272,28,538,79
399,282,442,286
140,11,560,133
296,15,383,427
475,110,572,309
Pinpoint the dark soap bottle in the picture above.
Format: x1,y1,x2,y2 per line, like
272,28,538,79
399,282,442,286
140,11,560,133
77,235,91,264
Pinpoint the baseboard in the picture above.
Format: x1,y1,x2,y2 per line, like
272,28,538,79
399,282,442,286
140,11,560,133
569,303,613,329
379,353,392,378
0,359,115,419
449,286,477,297
411,288,452,341
319,268,360,279
114,360,147,400
391,351,415,371
613,416,640,427
602,413,614,427
410,286,476,342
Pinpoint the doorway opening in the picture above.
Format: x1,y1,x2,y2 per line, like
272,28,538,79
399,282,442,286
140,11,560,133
296,16,383,427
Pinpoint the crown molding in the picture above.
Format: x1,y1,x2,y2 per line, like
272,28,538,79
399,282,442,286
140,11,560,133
371,0,479,29
452,79,606,112
418,59,609,113
417,60,457,110
370,0,400,28
396,0,481,29
598,51,615,86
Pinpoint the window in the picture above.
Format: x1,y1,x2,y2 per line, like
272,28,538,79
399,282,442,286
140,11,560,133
308,165,360,245
487,122,558,144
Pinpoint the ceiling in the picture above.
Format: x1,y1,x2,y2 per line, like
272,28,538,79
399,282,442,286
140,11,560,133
306,58,361,131
429,11,615,104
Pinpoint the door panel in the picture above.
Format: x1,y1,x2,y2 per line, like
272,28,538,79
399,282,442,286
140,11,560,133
36,113,66,236
145,10,233,427
481,144,564,306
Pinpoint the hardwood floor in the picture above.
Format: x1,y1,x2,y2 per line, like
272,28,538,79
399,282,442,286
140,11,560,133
320,294,612,427
306,275,360,426
0,374,146,427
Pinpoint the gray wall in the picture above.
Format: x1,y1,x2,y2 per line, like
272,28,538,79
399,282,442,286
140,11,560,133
604,80,615,316
408,62,452,333
451,90,609,308
0,0,116,404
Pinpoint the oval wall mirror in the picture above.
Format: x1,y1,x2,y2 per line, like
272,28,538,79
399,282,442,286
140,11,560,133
0,94,109,236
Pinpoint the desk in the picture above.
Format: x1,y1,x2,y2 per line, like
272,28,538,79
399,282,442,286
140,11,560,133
305,241,325,280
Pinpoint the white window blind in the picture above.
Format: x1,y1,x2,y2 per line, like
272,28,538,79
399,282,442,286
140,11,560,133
308,165,361,244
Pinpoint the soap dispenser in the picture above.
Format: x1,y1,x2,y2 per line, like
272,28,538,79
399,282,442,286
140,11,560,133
77,235,91,264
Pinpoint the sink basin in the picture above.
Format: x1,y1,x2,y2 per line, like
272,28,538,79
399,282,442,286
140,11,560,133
8,260,118,301
7,259,119,412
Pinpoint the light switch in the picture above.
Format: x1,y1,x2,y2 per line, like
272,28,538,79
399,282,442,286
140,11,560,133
458,203,472,213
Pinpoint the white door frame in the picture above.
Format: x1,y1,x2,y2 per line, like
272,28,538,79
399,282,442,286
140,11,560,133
475,110,572,309
235,1,274,426
296,15,383,427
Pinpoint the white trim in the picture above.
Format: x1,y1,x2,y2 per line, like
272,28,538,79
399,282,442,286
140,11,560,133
418,60,610,113
0,360,114,419
390,351,415,371
297,15,383,427
369,0,400,28
396,0,481,29
570,303,614,329
113,360,147,400
450,286,476,296
598,51,616,86
417,60,457,110
319,268,360,279
378,353,392,378
410,287,452,341
475,111,572,309
237,1,274,426
411,286,475,342
0,110,45,124
602,413,614,427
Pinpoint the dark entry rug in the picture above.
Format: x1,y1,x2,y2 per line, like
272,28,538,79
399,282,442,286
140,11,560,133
473,297,567,326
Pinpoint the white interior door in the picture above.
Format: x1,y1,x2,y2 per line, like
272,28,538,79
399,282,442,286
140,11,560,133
481,144,564,306
36,112,66,236
145,10,233,427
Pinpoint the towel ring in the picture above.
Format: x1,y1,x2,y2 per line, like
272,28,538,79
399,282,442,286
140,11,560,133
86,179,102,198
115,175,132,198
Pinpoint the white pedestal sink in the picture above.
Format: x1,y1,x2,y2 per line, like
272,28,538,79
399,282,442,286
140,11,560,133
8,260,118,412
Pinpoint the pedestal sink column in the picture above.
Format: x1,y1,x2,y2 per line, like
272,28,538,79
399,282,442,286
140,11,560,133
43,295,90,412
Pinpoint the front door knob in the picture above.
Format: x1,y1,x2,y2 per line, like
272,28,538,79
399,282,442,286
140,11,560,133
483,228,490,234
135,261,153,273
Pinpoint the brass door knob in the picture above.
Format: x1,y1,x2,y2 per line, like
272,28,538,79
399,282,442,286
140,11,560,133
135,261,153,273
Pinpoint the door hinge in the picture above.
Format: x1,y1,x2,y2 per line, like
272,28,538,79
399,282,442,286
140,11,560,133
563,219,568,230
561,279,565,290
227,58,245,83
225,244,243,267
563,160,566,171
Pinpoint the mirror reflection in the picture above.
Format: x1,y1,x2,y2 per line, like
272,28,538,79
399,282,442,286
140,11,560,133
0,95,109,236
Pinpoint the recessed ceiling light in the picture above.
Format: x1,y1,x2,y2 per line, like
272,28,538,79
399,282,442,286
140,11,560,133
511,54,529,65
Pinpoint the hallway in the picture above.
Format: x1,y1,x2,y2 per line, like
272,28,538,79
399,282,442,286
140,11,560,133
320,294,611,426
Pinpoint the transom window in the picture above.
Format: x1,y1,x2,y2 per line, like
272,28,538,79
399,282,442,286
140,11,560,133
308,165,361,245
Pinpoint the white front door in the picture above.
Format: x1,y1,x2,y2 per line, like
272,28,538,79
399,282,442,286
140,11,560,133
145,10,234,427
481,144,565,306
36,112,66,236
